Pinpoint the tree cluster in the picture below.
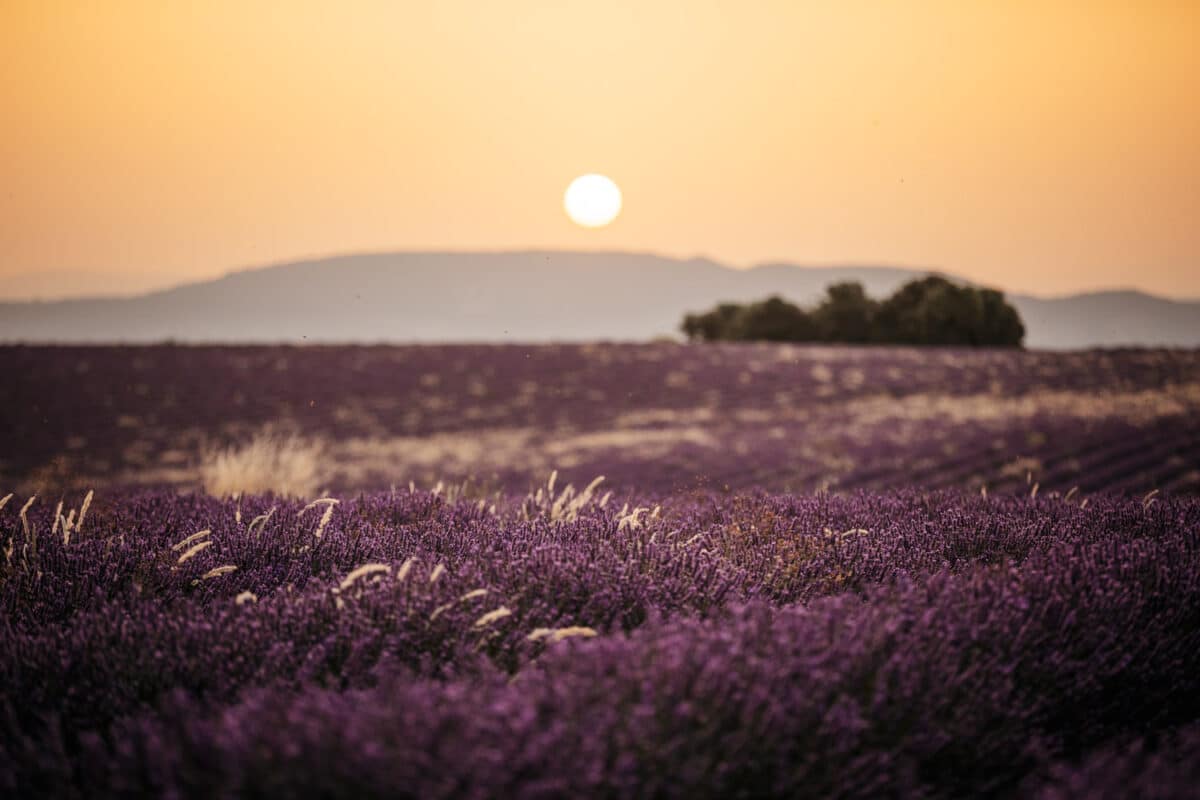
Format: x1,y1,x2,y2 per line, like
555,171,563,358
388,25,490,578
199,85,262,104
681,276,1025,347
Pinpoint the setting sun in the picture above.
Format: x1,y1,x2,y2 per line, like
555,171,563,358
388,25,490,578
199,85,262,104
564,174,622,228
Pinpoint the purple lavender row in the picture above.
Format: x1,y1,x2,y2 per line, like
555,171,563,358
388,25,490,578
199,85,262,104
2,488,1199,796
4,505,1197,797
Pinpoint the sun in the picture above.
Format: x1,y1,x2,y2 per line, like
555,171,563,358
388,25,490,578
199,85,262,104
564,174,622,228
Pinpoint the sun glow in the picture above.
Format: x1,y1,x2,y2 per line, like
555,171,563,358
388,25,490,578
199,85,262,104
564,174,622,228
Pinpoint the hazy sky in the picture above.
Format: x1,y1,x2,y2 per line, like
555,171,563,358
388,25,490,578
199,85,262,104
3,1,1197,300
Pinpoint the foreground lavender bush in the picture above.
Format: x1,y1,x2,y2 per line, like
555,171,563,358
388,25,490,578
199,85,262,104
1032,724,1200,800
2,488,1198,797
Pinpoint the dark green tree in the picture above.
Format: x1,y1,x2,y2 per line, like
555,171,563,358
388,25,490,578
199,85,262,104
812,281,878,343
977,288,1026,347
681,303,743,341
875,276,1024,346
735,296,819,342
681,276,1024,347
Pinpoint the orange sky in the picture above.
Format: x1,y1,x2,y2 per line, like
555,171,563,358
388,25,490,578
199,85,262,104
2,1,1197,300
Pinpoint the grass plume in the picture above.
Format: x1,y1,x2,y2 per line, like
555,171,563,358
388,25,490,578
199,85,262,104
199,433,323,499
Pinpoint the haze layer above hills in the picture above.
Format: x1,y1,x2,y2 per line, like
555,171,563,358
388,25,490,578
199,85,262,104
2,252,1197,349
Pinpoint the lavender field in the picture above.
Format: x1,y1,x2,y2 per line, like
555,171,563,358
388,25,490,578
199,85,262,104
3,344,1200,797
3,344,1199,496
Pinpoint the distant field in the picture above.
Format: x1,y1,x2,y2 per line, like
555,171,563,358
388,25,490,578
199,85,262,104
2,343,1198,496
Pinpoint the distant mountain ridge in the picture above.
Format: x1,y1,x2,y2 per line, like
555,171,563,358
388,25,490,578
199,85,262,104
2,251,1197,349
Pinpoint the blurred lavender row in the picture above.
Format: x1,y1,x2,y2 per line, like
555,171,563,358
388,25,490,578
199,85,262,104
2,344,1198,496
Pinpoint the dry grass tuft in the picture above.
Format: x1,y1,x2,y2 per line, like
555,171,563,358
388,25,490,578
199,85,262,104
19,496,36,539
396,557,416,582
176,540,212,565
339,563,391,592
527,626,599,643
76,490,93,533
299,497,339,539
199,565,237,581
199,433,323,499
172,529,211,552
473,606,512,628
522,471,608,524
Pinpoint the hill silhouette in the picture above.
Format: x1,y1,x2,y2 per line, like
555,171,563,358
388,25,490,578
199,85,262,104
1,251,1197,348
